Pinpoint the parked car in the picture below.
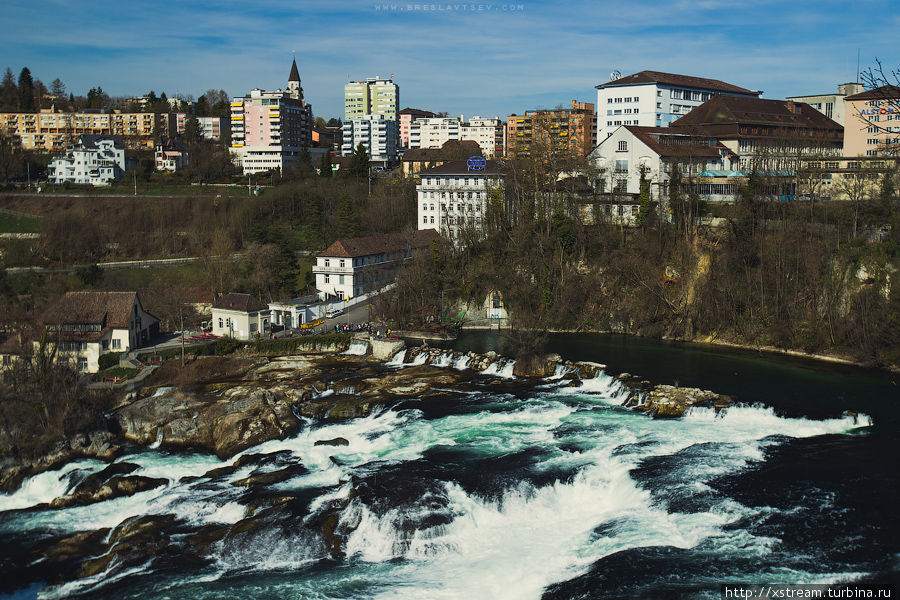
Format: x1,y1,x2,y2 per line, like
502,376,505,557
325,308,345,319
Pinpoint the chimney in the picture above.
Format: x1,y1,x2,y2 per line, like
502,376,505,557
785,100,800,114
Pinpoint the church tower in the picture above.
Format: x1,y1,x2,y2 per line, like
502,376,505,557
287,57,303,101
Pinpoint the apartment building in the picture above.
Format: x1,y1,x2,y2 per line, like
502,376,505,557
461,117,504,158
341,114,398,167
170,113,230,141
399,107,436,148
0,108,161,151
344,78,399,122
506,100,596,158
416,159,504,243
230,58,314,174
48,134,126,185
786,82,865,127
842,85,900,157
408,117,461,150
595,70,760,140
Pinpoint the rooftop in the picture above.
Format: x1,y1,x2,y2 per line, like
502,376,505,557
41,291,143,329
213,293,269,313
317,230,440,259
418,158,505,176
670,96,842,131
596,70,759,95
844,85,900,101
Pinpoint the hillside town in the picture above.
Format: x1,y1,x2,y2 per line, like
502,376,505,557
0,55,898,379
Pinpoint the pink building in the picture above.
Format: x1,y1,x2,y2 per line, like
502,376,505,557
399,107,436,148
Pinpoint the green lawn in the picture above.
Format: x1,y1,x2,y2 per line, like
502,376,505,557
0,210,41,233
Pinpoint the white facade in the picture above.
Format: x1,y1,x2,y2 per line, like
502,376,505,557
48,136,125,186
408,117,461,149
416,163,503,243
589,125,738,220
341,115,398,166
786,82,865,127
461,117,504,158
211,308,269,341
596,71,760,141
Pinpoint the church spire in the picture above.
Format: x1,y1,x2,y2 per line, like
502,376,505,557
287,55,303,101
288,57,301,83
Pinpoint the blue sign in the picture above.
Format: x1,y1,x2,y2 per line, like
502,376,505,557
467,156,486,171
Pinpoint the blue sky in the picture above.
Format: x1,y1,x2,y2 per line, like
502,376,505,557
3,0,899,119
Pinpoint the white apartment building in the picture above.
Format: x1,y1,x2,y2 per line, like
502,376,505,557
595,70,760,141
416,160,504,243
407,116,504,158
786,82,865,127
48,135,126,186
408,117,460,149
341,114,398,167
312,231,440,302
461,117,504,158
230,59,313,174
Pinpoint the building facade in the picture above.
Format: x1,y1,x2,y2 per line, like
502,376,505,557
595,70,761,141
170,113,230,141
39,291,159,373
505,100,596,158
1,108,161,151
461,117,504,158
786,82,865,127
344,78,399,122
416,159,504,243
341,114,398,167
48,135,126,185
211,293,270,340
399,107,436,148
312,231,440,301
155,139,189,171
842,85,900,157
408,117,461,150
230,59,314,174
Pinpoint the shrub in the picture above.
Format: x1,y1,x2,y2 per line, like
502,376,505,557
98,352,122,370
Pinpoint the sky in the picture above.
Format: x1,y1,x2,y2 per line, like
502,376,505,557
3,0,900,120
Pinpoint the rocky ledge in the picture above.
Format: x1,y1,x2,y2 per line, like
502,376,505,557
617,374,732,418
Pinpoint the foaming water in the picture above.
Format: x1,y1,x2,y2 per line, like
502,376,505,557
1,356,882,599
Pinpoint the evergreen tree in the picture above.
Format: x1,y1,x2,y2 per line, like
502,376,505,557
337,194,359,238
86,86,110,109
636,168,653,228
183,115,202,144
325,117,342,128
349,143,370,179
194,95,210,117
17,67,34,111
318,152,332,177
297,147,312,175
0,68,17,110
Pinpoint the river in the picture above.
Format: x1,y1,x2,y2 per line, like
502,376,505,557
1,333,896,599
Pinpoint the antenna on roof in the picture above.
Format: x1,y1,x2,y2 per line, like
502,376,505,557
856,48,860,84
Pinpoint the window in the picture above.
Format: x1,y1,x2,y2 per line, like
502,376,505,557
339,275,345,284
618,141,627,152
324,274,330,283
339,259,345,268
250,323,257,333
615,159,628,172
324,259,330,267
112,338,121,350
423,216,428,223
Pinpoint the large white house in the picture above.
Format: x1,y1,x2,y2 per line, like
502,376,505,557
211,293,270,340
48,135,126,186
406,116,504,158
312,230,440,302
595,70,761,141
38,291,159,373
416,159,505,243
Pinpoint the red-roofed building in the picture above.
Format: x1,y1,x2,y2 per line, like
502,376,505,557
37,291,159,372
312,230,440,301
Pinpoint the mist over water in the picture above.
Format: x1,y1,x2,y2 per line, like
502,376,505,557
1,334,896,599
